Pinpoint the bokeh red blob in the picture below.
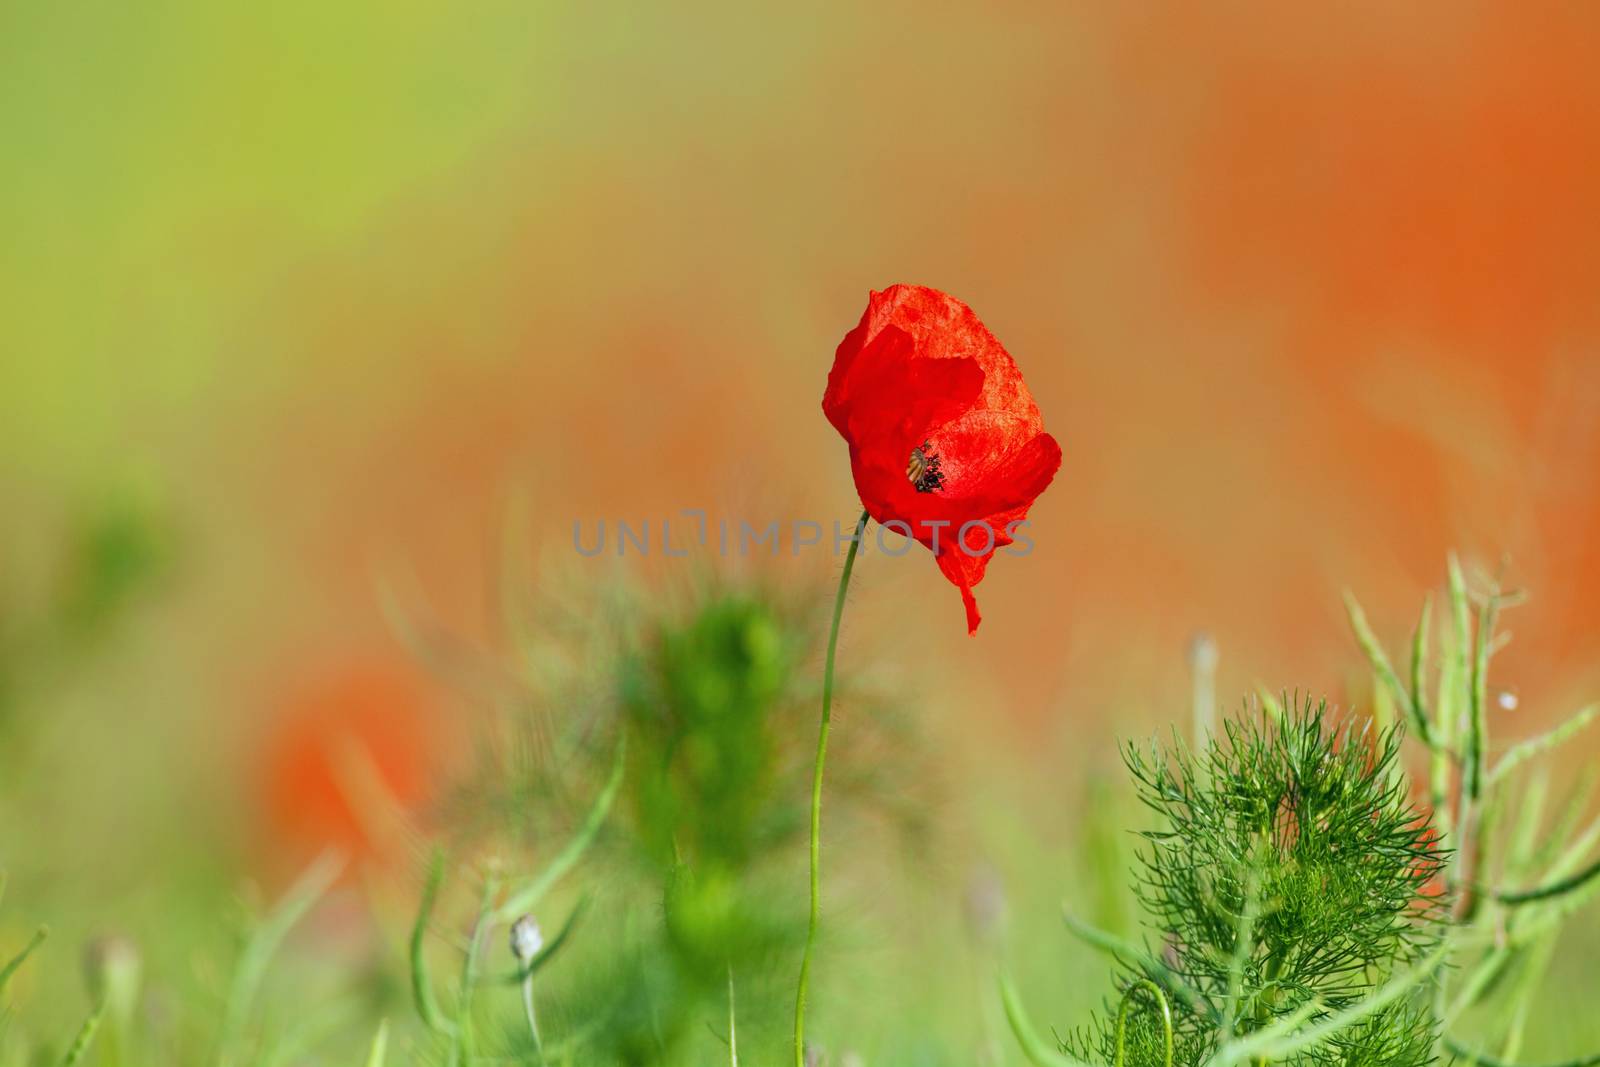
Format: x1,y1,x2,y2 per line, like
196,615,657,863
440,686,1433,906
261,662,439,867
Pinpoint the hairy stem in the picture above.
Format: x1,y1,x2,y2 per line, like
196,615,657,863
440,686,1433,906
793,509,868,1067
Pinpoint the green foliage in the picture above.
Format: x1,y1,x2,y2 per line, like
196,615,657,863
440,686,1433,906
1058,702,1444,1067
5,539,1597,1067
408,573,924,1066
619,592,798,873
1009,556,1600,1067
1344,557,1600,1066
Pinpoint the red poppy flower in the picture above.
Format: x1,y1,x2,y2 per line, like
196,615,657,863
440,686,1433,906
823,285,1062,634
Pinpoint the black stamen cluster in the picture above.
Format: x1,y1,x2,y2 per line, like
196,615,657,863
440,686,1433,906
913,441,946,493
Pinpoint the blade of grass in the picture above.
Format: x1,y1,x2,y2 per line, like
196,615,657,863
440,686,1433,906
1446,945,1515,1025
1060,909,1215,1024
364,1020,389,1067
495,735,625,924
1524,770,1598,877
449,871,500,1067
217,850,343,1060
58,1002,105,1067
1344,591,1431,746
997,972,1096,1067
1499,932,1557,1062
0,925,48,997
1505,775,1550,884
410,850,454,1035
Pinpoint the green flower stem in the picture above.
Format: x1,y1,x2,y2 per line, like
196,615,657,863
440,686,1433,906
521,972,542,1057
794,509,869,1067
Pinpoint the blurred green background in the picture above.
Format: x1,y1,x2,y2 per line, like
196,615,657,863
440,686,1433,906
2,2,1598,1063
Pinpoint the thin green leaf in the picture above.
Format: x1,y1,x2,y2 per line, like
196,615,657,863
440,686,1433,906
1411,592,1433,730
0,925,48,997
364,1019,389,1067
1344,591,1432,746
218,850,344,1057
998,972,1096,1067
58,1002,104,1067
1060,908,1215,1024
450,871,500,1067
1492,704,1599,786
410,850,454,1035
496,735,626,923
1497,854,1600,906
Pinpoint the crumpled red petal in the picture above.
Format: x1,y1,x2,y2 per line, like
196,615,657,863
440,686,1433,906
823,285,1062,633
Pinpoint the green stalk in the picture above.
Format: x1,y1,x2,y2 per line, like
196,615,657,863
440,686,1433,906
58,1002,105,1067
521,973,542,1058
495,737,626,924
0,925,48,997
793,509,868,1067
410,851,453,1035
727,964,739,1067
997,973,1096,1067
450,871,500,1067
364,1019,390,1067
218,850,343,1062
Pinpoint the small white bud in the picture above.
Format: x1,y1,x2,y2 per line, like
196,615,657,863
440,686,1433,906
1496,689,1519,712
509,915,543,964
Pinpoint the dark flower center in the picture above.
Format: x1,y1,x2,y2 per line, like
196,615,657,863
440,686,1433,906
907,441,946,493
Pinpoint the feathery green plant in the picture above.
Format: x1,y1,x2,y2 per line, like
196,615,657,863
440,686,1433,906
1040,701,1445,1067
1004,555,1600,1067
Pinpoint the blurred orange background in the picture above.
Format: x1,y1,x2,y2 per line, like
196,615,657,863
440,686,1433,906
3,2,1597,873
